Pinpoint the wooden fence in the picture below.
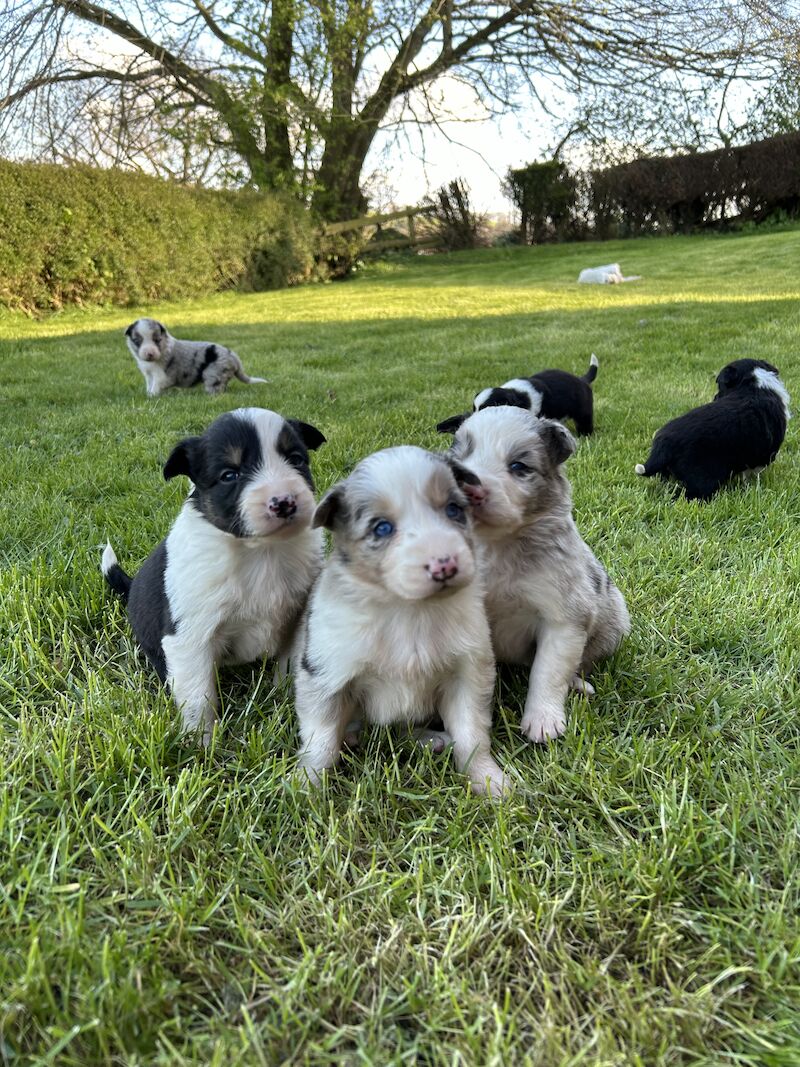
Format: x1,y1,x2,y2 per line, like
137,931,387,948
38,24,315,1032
319,204,438,254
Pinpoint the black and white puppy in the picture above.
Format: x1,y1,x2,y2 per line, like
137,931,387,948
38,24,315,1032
437,354,599,437
125,318,266,397
102,408,326,742
635,358,791,501
292,446,508,796
443,406,630,743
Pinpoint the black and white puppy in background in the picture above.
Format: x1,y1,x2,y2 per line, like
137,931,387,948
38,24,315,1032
292,446,509,797
125,318,267,397
635,358,791,501
442,406,629,743
102,407,326,743
437,353,599,437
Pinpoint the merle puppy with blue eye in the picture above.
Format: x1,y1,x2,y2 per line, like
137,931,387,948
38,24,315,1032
102,407,326,743
437,353,599,437
635,358,791,500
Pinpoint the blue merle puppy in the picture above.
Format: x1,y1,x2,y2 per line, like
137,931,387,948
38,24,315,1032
125,318,267,397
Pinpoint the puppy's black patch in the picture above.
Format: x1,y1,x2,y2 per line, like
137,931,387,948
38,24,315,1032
126,541,175,682
479,387,532,411
192,345,219,385
436,413,470,435
277,421,316,491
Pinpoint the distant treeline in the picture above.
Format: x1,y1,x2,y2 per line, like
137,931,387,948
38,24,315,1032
0,161,317,312
506,132,800,244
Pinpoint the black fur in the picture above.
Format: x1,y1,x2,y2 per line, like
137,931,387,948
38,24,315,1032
105,541,174,682
637,359,789,501
192,345,219,386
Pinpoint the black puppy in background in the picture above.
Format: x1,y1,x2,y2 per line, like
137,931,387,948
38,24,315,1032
437,354,599,437
635,358,790,501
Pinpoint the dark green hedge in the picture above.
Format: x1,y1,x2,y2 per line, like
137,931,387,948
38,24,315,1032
0,161,318,311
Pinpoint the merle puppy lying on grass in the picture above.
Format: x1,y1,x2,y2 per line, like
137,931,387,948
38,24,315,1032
635,358,791,501
291,445,509,797
125,317,267,396
102,407,326,743
437,353,599,437
440,406,629,743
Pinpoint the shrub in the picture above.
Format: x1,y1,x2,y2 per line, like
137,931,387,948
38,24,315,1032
426,179,486,251
0,161,317,311
504,160,580,244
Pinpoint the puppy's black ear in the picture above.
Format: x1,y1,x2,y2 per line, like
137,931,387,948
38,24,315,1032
124,323,134,337
445,456,482,488
715,363,742,394
313,484,347,530
164,436,202,481
287,419,326,451
436,413,469,434
539,420,576,466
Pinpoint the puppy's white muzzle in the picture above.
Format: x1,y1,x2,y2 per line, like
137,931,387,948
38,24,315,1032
138,345,161,363
386,529,475,600
240,478,315,538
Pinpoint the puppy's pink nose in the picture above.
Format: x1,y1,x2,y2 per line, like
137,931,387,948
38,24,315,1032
269,494,297,519
462,483,488,506
426,555,459,582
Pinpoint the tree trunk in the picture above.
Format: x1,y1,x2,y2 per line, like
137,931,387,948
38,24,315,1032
262,0,294,190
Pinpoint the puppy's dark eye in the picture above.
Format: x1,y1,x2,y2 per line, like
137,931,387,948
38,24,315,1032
220,469,240,483
509,461,530,475
445,502,465,521
287,451,307,467
372,519,395,538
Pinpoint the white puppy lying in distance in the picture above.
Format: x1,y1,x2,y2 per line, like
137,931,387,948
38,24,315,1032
292,446,509,796
443,406,630,743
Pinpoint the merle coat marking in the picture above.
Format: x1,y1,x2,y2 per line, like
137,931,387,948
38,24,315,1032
125,318,267,397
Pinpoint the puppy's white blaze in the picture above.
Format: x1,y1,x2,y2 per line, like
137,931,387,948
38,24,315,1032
635,464,646,475
590,353,599,368
473,387,493,411
753,368,792,420
500,378,543,416
101,542,118,574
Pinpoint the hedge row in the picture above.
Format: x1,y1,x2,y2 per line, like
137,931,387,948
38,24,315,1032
592,132,800,237
0,161,318,311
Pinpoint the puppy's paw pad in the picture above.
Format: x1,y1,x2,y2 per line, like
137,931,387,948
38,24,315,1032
570,675,595,696
413,728,452,754
520,711,566,743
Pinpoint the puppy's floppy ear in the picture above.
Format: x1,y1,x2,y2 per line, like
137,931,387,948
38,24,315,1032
715,363,742,394
538,420,576,466
287,419,326,451
313,484,347,530
124,323,135,338
445,455,481,488
163,436,202,481
436,413,470,434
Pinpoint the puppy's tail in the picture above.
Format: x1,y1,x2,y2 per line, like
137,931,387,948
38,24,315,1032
634,463,647,476
102,542,132,603
235,366,268,385
582,353,599,384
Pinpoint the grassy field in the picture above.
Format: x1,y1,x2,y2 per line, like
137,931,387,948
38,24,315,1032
2,228,800,1066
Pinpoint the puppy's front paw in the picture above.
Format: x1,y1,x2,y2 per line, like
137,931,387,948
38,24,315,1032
469,760,512,799
291,763,326,789
520,707,567,743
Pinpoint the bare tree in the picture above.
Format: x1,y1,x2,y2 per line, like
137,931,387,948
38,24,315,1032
0,0,788,217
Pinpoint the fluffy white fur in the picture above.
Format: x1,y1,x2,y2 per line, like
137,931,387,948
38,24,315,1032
450,406,630,743
754,367,792,421
292,446,508,796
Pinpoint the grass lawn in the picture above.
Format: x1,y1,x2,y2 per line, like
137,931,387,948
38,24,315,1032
2,228,800,1066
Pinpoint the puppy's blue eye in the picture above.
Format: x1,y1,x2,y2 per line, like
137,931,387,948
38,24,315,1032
509,461,530,474
220,469,240,483
445,502,464,520
372,519,395,538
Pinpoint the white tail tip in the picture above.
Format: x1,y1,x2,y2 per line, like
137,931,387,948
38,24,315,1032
101,542,117,574
590,353,599,368
635,464,646,476
249,376,268,384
